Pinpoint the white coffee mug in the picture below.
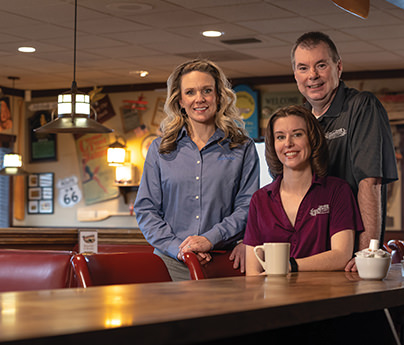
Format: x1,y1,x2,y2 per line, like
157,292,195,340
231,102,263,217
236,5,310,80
253,242,290,275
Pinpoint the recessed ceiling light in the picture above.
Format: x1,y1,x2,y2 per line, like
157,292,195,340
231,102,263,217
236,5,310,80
202,30,224,38
18,46,36,53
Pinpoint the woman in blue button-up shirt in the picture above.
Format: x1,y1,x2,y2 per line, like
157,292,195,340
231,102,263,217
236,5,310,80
134,59,259,281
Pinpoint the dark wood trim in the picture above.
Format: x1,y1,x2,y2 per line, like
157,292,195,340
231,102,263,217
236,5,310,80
2,69,404,98
0,227,148,250
0,134,16,148
0,86,24,97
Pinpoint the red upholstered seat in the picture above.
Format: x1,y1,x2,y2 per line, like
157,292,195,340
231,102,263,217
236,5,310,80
182,250,245,280
72,252,172,287
0,249,79,292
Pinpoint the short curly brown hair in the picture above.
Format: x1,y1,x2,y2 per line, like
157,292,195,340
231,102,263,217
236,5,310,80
265,105,328,178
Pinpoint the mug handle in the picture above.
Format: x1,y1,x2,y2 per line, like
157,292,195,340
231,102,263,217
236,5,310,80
253,245,266,270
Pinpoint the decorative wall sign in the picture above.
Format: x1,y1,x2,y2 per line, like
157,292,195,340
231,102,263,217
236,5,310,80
90,87,116,123
75,133,119,205
152,98,166,127
141,134,158,159
234,84,259,139
27,172,54,214
57,175,82,207
78,229,98,253
120,105,142,133
121,95,148,133
0,97,12,132
28,111,57,162
260,91,304,135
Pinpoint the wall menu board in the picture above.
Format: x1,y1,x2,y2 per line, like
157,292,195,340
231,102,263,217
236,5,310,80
27,173,54,214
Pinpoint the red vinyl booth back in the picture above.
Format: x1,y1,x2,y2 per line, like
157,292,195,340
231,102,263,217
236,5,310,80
0,249,78,292
74,252,172,287
182,250,245,280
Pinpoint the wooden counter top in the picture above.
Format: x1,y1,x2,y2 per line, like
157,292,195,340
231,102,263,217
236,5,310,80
0,265,403,344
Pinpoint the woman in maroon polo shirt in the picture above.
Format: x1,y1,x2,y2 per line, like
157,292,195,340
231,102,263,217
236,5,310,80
244,105,363,274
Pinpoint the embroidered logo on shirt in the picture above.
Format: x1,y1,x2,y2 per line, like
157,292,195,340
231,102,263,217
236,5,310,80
325,128,347,140
310,204,330,217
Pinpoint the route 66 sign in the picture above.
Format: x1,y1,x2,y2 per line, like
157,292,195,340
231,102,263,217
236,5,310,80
57,176,82,207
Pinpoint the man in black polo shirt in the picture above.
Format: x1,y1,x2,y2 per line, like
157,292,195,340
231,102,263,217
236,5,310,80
291,31,398,271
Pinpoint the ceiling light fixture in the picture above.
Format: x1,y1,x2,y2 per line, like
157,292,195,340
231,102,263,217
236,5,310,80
202,30,224,38
34,0,112,134
331,0,369,18
18,46,36,53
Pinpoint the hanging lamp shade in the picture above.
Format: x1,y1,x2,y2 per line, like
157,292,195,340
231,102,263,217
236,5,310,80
331,0,370,18
35,83,113,134
0,153,29,176
33,0,113,134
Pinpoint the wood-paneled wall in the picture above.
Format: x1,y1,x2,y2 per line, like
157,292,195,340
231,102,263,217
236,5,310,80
0,227,148,250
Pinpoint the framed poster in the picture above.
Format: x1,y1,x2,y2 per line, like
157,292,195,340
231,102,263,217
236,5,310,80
75,133,119,205
27,173,54,214
120,105,142,133
28,111,57,162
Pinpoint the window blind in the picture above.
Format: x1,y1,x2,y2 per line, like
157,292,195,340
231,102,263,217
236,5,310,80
0,148,11,227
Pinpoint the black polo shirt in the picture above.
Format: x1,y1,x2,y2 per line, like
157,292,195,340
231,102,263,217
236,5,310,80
306,81,398,197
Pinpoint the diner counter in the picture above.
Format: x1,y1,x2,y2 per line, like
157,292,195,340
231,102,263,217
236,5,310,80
0,265,404,344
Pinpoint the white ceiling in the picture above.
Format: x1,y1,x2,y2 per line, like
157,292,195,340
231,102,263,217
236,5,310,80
1,0,404,91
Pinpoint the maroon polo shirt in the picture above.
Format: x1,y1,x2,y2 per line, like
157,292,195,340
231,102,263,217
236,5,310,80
244,174,363,259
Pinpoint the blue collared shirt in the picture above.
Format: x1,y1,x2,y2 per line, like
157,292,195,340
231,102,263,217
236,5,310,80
134,127,259,259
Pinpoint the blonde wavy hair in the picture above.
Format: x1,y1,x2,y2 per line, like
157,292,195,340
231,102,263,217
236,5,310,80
159,59,248,154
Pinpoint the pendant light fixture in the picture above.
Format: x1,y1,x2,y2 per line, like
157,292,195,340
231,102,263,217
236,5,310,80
331,0,404,20
34,0,112,134
331,0,369,18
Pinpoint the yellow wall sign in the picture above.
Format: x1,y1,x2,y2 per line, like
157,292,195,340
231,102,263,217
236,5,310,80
236,91,255,120
234,84,259,139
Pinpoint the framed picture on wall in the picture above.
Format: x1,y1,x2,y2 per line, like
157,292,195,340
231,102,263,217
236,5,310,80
28,111,57,162
27,173,54,214
120,105,142,133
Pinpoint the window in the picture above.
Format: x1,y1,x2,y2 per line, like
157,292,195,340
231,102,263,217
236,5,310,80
0,147,11,227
